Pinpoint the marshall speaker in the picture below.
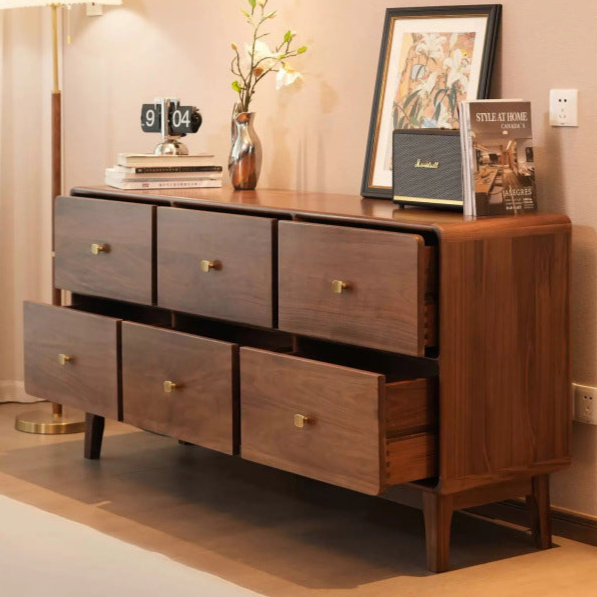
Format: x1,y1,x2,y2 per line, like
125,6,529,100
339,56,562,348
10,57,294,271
393,129,463,210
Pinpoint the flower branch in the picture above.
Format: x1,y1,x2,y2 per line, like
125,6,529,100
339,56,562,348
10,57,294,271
231,0,307,113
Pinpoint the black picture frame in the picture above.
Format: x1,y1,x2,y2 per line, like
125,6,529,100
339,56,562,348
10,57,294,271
361,5,502,200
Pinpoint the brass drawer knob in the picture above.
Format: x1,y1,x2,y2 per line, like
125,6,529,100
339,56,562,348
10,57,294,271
58,354,72,366
332,280,349,294
294,414,313,428
163,381,180,394
200,260,217,273
91,243,108,255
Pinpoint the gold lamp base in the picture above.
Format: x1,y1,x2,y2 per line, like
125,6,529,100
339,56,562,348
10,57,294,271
15,409,85,435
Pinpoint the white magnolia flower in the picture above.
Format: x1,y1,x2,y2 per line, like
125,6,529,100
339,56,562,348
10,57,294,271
444,49,471,89
415,33,447,61
246,39,280,70
276,64,303,90
417,71,438,97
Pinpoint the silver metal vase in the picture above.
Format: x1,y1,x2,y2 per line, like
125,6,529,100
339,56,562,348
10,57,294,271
229,107,262,190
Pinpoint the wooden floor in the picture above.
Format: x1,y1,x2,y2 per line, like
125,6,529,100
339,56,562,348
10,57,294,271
1,402,597,596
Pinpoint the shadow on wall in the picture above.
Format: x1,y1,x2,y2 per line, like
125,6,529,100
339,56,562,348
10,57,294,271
551,224,597,515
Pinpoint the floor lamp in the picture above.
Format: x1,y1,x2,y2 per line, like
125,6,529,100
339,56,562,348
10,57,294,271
0,1,122,434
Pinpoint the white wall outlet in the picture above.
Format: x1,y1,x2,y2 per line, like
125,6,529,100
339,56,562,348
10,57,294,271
86,3,103,17
550,89,578,127
573,383,597,424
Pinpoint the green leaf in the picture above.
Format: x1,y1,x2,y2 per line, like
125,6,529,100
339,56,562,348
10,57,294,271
266,10,276,19
232,80,242,93
402,89,420,110
284,30,292,43
241,9,250,18
297,46,307,54
248,0,256,10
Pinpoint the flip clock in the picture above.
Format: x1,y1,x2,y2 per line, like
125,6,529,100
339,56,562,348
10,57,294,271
140,97,202,156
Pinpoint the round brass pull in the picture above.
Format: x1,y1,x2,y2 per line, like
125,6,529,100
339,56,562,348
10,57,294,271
58,354,72,366
294,414,313,428
91,243,108,255
332,280,349,294
163,381,180,394
200,260,217,273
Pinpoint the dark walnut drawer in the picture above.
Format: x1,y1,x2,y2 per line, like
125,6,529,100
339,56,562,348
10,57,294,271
122,322,238,455
157,208,275,328
240,347,437,495
23,301,121,420
278,221,437,355
54,196,155,305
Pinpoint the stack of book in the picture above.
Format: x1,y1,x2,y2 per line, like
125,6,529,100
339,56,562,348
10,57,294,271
459,99,537,216
105,153,223,190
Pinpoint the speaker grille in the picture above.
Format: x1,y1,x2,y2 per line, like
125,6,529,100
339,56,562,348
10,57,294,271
393,130,463,208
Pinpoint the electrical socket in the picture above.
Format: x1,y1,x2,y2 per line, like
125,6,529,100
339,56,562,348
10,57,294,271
573,383,597,424
550,89,578,127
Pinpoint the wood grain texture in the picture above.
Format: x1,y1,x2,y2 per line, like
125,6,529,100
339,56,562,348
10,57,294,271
278,221,434,355
122,322,238,455
51,92,61,202
72,186,569,235
437,223,572,494
157,207,275,327
240,347,384,495
422,492,454,573
54,196,155,305
23,302,121,420
386,378,438,437
386,433,437,485
526,474,552,549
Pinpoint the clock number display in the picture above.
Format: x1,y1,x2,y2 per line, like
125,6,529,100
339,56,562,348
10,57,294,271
141,104,162,133
141,101,202,136
170,106,201,135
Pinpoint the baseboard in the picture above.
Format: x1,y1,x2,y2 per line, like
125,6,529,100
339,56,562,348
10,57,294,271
469,499,597,547
0,381,43,404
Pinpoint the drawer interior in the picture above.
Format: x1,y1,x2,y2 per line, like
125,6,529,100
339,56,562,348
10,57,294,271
292,336,438,382
241,339,439,494
71,294,292,352
291,338,438,487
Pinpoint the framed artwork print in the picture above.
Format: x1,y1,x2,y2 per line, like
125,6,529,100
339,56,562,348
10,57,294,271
361,4,502,199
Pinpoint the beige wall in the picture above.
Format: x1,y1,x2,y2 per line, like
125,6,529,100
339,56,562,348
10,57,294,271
3,0,597,516
0,9,53,402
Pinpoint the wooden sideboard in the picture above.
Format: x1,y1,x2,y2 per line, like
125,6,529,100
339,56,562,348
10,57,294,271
23,186,571,572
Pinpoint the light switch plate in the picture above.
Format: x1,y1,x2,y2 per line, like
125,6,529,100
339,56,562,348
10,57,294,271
86,3,103,17
550,89,578,127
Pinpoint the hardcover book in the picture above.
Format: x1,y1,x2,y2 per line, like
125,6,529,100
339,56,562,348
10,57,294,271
459,100,537,216
117,153,215,168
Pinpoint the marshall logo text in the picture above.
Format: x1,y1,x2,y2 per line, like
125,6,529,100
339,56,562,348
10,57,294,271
415,159,439,169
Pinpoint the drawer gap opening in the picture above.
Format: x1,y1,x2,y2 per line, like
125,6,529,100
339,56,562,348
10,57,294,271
70,295,172,328
294,336,438,382
70,295,293,353
173,312,292,352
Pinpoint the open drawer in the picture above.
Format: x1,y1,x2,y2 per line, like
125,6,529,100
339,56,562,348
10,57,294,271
23,301,121,420
122,322,239,455
240,345,438,495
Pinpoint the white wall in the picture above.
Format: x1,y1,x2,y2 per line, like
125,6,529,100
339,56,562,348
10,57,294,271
2,0,597,518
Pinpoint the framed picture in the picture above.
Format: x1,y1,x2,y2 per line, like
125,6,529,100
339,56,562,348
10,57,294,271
361,5,502,199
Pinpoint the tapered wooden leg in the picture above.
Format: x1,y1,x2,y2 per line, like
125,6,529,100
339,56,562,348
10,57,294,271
84,413,105,460
526,474,552,549
422,493,454,573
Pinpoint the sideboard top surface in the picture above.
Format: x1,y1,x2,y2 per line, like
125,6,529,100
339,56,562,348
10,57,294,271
72,186,569,237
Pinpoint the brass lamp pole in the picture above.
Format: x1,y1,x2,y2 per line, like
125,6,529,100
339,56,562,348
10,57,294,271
0,0,123,433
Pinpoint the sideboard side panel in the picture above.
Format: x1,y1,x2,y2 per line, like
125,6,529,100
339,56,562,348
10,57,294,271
438,222,571,493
